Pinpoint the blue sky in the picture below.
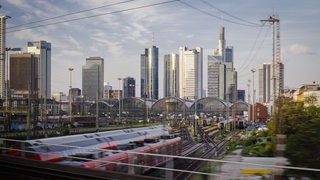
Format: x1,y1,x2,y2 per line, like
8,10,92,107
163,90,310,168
1,0,320,98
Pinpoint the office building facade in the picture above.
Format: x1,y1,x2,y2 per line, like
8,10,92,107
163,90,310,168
0,16,10,98
178,47,203,100
123,77,135,98
82,57,104,101
27,40,51,98
164,53,179,97
9,53,39,97
140,46,159,99
259,63,271,103
208,26,237,102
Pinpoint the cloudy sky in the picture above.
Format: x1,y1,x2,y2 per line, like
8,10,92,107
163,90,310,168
1,0,320,98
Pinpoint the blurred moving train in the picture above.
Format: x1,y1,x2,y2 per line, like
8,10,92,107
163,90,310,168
9,125,172,162
80,135,182,175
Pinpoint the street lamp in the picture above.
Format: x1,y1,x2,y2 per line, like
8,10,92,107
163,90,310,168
68,67,74,123
251,68,256,122
118,78,122,125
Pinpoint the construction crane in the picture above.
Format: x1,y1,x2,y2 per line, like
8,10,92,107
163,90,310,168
261,15,282,134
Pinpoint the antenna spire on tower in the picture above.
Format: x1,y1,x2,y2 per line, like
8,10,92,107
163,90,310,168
152,32,154,47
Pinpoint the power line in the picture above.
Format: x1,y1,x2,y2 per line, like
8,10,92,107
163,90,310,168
7,0,135,30
237,24,272,75
199,0,260,26
7,0,179,33
178,1,262,27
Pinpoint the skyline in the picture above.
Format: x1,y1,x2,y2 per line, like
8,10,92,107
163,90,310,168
2,0,320,98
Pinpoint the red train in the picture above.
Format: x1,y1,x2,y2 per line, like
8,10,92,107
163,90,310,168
80,135,182,175
9,125,172,162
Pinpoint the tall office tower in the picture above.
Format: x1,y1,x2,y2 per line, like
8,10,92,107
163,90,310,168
208,26,237,101
164,53,179,97
0,16,10,98
82,57,104,101
27,41,51,98
259,63,271,103
104,83,112,99
207,55,225,98
140,45,159,100
178,47,203,100
225,46,234,63
215,26,226,61
9,53,39,98
123,77,135,98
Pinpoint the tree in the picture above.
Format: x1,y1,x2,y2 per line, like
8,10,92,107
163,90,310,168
285,117,320,179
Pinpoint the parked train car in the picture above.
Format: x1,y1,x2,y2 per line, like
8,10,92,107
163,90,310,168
9,125,172,162
218,119,235,130
237,119,247,129
80,135,182,175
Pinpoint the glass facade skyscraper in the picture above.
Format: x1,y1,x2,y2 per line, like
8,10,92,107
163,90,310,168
259,63,271,103
82,57,104,101
0,16,9,98
208,26,237,102
123,77,135,98
27,40,51,98
178,47,203,100
140,46,159,100
164,53,179,97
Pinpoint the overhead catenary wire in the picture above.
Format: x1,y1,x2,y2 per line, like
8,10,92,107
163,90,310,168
237,24,272,75
7,0,136,30
198,0,260,26
178,0,262,27
7,0,179,33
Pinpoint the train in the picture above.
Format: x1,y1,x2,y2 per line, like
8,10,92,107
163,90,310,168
80,135,182,175
9,125,172,162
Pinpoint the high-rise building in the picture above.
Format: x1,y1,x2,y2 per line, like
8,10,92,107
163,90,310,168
123,77,135,98
208,26,237,102
9,53,39,98
82,57,104,101
225,46,234,63
104,83,112,99
27,40,51,98
207,55,225,98
164,53,179,97
0,16,10,98
178,47,203,100
237,90,246,101
259,63,271,103
140,45,159,100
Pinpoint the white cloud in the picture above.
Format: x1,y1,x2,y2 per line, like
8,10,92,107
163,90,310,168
284,43,316,55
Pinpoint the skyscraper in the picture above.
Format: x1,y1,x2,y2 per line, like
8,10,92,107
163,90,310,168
82,57,104,101
140,45,159,100
208,26,237,102
0,16,10,98
179,47,203,100
27,40,51,98
9,53,39,97
164,53,179,97
259,63,271,103
123,77,135,98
